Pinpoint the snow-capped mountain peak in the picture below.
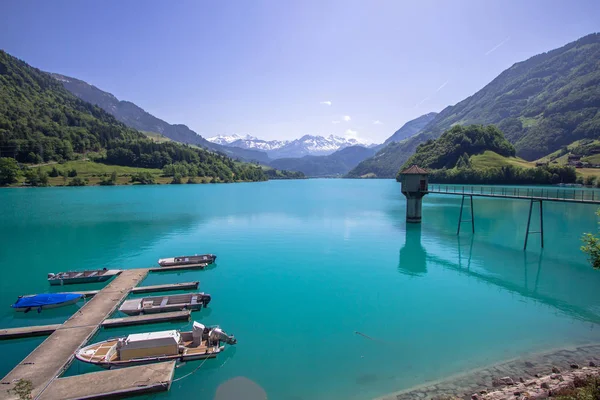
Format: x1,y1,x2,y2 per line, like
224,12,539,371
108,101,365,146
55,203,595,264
206,134,256,145
208,134,377,159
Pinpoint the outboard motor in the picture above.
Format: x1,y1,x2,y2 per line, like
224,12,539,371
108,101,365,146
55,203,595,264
192,321,205,347
202,294,212,308
210,327,237,345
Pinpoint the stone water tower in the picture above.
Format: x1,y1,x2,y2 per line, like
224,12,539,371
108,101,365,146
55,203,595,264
399,165,429,223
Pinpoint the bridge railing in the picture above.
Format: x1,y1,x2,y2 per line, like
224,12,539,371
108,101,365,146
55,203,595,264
427,184,600,202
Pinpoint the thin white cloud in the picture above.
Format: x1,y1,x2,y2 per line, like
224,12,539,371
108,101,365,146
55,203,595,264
436,80,449,92
320,101,332,106
373,120,383,125
484,37,510,56
345,129,358,137
332,120,341,124
415,97,430,108
343,115,351,122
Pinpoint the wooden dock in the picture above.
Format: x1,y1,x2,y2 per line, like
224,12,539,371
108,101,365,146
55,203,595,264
149,263,208,272
0,269,148,400
101,310,191,328
0,324,62,340
37,361,175,400
76,280,199,298
0,310,192,339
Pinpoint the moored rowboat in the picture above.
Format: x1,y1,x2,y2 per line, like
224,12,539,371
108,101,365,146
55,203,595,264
158,254,216,267
47,269,121,285
11,293,84,313
118,293,212,316
75,321,236,368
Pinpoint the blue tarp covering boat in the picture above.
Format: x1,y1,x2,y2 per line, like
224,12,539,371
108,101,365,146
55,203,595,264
11,293,84,312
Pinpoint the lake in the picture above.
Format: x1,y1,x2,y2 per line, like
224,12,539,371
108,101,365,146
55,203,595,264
1,179,599,400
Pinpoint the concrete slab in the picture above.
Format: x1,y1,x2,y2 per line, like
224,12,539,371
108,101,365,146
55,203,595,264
38,361,175,400
0,324,61,340
101,310,191,328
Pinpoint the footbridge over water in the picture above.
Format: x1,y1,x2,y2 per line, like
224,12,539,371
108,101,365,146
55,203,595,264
398,166,600,250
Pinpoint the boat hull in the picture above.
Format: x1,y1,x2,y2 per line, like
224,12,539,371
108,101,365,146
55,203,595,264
48,275,113,286
92,350,222,369
120,303,204,316
12,296,82,312
158,254,216,267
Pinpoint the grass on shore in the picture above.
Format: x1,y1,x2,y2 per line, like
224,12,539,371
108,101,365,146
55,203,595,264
470,150,535,169
15,160,216,186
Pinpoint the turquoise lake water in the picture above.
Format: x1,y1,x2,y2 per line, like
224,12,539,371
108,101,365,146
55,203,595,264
1,179,600,400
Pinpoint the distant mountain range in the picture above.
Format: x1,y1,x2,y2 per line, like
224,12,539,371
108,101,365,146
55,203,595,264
348,33,600,178
50,74,270,163
269,145,376,177
379,112,437,148
208,133,375,159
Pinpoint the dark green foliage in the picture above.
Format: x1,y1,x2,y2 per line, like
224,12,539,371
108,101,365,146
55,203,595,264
350,33,600,177
552,374,600,398
67,176,86,186
186,177,197,184
171,173,183,184
263,169,306,180
51,73,271,163
49,166,60,177
67,168,77,177
402,125,515,170
130,172,155,185
24,168,49,186
419,164,576,185
0,50,269,183
99,171,117,186
270,146,374,177
0,157,20,185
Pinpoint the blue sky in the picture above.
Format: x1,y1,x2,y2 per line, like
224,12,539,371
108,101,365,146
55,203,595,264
2,0,600,143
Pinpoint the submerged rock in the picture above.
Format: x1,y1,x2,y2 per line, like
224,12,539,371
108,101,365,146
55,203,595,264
551,366,561,374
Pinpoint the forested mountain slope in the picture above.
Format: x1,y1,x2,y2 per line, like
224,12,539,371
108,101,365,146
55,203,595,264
0,50,267,182
349,33,600,178
50,73,270,163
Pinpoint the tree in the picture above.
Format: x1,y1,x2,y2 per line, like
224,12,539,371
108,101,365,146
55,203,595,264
68,177,86,186
581,209,600,270
68,168,78,177
99,171,118,186
49,166,60,177
24,168,48,187
171,173,183,184
0,157,20,185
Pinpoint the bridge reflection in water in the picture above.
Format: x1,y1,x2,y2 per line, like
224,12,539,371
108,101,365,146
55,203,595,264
398,225,600,325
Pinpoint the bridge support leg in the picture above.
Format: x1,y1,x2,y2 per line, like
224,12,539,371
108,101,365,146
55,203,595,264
524,199,544,250
457,195,474,235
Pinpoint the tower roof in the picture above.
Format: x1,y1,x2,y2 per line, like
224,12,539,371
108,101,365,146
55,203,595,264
400,165,428,175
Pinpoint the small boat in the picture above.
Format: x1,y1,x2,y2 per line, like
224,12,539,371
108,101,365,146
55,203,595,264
118,293,212,316
47,269,121,286
11,293,84,313
75,321,236,368
158,254,216,267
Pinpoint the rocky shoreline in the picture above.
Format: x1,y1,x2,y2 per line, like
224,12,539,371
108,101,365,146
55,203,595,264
376,344,600,400
470,364,599,400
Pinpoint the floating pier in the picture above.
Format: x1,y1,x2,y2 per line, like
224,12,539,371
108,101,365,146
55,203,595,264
0,310,193,340
76,280,200,298
37,361,175,400
149,263,208,272
101,309,191,328
0,269,150,399
0,324,62,340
